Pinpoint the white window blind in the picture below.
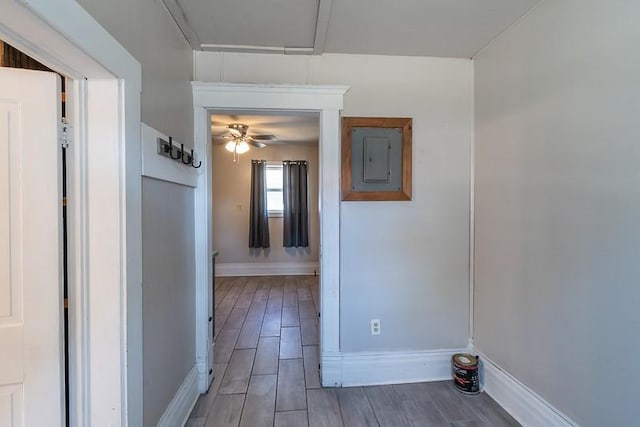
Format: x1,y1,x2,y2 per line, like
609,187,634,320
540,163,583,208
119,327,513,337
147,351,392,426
265,162,283,217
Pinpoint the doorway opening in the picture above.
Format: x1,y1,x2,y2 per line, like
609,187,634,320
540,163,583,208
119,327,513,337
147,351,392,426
210,110,321,278
191,110,322,420
192,82,348,396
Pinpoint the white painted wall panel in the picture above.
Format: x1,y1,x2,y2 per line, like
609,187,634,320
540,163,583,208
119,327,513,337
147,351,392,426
474,1,640,425
142,178,196,427
220,52,310,85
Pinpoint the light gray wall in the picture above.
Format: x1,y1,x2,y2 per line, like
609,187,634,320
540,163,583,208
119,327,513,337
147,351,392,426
212,142,320,265
142,178,195,427
196,52,472,352
76,0,194,144
474,1,640,425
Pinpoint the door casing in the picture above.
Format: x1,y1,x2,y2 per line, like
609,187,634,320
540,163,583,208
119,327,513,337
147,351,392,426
192,82,349,389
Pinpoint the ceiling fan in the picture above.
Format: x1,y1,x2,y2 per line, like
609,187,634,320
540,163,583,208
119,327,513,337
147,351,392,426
215,123,277,160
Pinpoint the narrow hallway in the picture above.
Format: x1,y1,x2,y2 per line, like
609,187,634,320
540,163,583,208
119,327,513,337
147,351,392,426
187,275,321,426
186,276,519,427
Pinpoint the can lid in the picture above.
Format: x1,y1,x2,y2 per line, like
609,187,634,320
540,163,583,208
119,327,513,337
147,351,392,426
452,353,478,367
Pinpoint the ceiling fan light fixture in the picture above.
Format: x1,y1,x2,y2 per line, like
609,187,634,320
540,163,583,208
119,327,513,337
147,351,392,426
224,138,251,156
216,122,277,162
227,123,248,137
224,140,238,152
236,140,250,154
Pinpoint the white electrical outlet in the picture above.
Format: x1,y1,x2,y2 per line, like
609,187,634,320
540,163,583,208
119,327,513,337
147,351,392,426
371,319,381,335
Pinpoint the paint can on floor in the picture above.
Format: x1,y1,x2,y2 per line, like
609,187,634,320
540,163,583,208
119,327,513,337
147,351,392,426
451,353,480,395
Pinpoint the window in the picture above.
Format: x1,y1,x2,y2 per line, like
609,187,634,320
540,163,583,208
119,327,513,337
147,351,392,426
265,162,283,217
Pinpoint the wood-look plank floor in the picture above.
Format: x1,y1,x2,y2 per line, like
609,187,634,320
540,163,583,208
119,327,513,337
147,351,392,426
187,276,520,427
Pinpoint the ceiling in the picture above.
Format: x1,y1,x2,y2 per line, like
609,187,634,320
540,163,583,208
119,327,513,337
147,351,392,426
164,0,542,57
211,112,320,147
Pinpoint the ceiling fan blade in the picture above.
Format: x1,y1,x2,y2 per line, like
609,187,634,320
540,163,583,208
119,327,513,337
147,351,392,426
247,139,267,148
270,139,319,145
250,134,277,141
228,128,242,137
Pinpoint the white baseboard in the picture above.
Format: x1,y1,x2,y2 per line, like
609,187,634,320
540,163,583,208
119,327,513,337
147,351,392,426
321,348,467,388
216,262,319,277
157,365,200,427
320,352,343,387
473,347,577,427
195,359,209,393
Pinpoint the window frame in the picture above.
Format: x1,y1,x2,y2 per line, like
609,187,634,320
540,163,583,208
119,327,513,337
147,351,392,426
265,161,284,217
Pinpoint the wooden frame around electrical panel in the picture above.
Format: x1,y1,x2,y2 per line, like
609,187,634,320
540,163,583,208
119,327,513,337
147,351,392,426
341,117,412,201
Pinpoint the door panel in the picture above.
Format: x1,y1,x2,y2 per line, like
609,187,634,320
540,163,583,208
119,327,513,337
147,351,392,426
0,67,63,427
0,385,23,427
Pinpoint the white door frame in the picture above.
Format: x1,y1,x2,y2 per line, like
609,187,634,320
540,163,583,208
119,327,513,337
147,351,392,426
0,0,143,425
192,82,349,388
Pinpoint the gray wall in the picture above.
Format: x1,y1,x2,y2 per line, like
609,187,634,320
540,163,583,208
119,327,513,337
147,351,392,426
212,142,320,265
142,178,195,427
196,52,472,352
76,0,194,145
474,1,640,425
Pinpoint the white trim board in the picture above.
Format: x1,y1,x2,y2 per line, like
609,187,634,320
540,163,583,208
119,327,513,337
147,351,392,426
156,366,200,427
141,123,197,187
322,349,468,388
473,347,577,427
216,262,319,277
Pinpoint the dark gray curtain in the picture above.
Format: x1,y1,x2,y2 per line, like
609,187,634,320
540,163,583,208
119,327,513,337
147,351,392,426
249,160,270,248
283,160,309,247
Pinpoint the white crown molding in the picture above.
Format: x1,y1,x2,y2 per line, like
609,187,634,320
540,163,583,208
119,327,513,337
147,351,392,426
192,82,349,110
192,81,350,94
200,44,314,55
216,262,319,277
472,344,578,427
157,366,200,427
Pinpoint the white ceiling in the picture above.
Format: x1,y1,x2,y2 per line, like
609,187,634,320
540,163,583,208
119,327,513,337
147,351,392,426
211,112,319,147
165,0,542,57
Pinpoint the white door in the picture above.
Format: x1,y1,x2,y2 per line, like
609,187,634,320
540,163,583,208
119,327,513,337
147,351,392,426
0,68,63,426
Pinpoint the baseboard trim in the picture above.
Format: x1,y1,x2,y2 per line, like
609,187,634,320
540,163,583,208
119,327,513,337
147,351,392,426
195,359,209,393
473,347,577,427
157,365,200,427
322,348,467,388
216,262,319,277
320,352,343,387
